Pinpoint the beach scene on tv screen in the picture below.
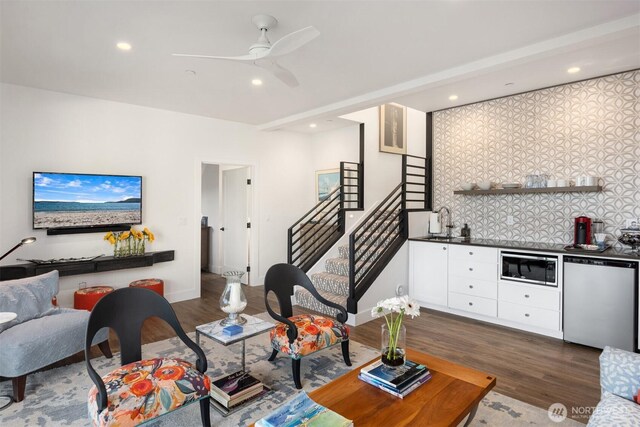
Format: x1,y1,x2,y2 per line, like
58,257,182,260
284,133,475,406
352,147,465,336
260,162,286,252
33,173,141,229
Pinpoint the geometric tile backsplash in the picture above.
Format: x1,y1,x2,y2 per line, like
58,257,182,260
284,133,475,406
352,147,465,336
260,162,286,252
433,70,640,245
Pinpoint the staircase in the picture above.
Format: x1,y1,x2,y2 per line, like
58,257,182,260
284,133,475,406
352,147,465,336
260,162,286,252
290,153,431,317
294,216,399,317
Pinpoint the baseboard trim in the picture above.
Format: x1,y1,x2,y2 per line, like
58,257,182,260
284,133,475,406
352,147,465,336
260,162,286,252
165,288,200,303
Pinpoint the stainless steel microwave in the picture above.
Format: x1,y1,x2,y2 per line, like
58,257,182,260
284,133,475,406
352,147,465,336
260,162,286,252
500,252,558,287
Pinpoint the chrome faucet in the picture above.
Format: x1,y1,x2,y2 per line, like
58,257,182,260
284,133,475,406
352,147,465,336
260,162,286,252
436,206,454,238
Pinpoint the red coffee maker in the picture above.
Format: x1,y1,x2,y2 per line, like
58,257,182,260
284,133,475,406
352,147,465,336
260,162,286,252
574,216,592,245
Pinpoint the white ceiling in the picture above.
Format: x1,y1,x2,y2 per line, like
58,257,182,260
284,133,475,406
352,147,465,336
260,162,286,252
1,1,639,131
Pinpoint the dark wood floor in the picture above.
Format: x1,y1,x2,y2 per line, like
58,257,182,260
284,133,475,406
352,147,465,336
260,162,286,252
162,273,600,423
9,272,600,423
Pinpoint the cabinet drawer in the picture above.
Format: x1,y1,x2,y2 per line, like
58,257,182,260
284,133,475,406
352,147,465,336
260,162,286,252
449,275,497,299
449,245,497,264
499,301,560,331
499,282,560,311
449,259,496,281
448,292,497,317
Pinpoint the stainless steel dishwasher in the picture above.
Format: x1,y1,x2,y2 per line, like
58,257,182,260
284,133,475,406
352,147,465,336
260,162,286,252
564,256,638,352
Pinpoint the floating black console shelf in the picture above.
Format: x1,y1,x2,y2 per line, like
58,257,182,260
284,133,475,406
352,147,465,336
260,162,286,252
0,250,175,280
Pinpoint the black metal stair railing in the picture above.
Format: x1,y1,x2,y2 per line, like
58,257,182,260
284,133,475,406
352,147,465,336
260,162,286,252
347,183,407,312
402,154,431,211
287,161,363,273
346,154,430,313
340,161,363,211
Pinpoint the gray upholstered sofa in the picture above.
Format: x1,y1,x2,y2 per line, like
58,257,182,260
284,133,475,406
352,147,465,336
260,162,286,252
0,270,110,402
588,346,640,425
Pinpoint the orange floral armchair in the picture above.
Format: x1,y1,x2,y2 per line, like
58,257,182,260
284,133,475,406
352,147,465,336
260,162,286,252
264,264,351,389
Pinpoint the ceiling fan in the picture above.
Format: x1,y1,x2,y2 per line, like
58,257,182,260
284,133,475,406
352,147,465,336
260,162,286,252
173,14,319,87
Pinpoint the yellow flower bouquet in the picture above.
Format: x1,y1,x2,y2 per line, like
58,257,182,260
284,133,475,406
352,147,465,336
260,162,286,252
104,227,154,257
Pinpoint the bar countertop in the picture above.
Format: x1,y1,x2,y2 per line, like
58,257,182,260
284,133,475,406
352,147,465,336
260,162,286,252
409,236,640,261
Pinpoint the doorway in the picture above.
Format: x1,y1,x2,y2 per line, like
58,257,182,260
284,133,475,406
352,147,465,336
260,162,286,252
201,163,252,289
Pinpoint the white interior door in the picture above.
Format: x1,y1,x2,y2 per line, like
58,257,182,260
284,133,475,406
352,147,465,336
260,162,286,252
222,167,250,284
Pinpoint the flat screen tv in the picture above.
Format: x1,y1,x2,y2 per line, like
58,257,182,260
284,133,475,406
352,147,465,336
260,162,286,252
33,172,142,230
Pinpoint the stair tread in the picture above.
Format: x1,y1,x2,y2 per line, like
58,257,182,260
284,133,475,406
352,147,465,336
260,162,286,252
311,271,349,282
294,287,347,316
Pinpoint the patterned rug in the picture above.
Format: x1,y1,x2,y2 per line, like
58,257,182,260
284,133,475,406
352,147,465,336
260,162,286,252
0,314,582,426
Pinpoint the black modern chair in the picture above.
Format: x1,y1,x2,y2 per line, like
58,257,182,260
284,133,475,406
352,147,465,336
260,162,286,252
85,287,210,427
264,263,351,389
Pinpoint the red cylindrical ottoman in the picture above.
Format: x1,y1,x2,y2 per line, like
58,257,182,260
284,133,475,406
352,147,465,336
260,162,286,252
129,278,164,297
74,286,114,311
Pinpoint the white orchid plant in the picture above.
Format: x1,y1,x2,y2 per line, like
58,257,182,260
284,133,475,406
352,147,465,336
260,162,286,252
371,295,421,362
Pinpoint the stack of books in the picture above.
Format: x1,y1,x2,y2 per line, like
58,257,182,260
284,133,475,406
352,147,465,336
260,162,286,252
256,392,352,427
358,359,432,398
209,371,268,413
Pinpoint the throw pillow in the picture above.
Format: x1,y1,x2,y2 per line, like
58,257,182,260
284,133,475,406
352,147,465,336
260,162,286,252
0,270,59,332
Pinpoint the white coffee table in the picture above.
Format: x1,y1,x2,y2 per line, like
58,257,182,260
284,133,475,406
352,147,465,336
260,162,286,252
0,312,17,410
196,313,275,373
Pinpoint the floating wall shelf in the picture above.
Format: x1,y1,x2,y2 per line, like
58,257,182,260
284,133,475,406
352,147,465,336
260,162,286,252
453,186,603,196
0,250,175,280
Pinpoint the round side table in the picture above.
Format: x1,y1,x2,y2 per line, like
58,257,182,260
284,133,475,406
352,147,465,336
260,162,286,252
73,286,115,311
129,278,164,296
0,312,17,410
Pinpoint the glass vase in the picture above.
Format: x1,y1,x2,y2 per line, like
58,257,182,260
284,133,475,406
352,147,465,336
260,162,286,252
220,271,247,326
381,322,406,367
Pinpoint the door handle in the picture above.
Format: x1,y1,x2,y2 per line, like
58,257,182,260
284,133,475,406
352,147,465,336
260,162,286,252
220,227,225,231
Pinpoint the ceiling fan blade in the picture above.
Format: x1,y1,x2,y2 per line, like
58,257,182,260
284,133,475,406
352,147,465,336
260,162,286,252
172,53,256,62
255,59,299,87
267,26,320,58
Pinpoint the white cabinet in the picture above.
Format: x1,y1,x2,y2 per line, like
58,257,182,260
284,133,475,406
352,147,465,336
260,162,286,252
408,241,565,339
498,281,562,332
448,245,498,315
409,241,448,307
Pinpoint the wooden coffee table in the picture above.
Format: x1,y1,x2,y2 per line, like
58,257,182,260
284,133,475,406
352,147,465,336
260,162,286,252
253,348,496,426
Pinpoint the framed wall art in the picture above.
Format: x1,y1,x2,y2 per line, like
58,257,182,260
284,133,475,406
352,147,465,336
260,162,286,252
379,103,407,154
315,169,340,202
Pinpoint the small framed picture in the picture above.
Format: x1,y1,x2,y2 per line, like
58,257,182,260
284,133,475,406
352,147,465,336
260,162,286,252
379,103,407,154
315,169,340,202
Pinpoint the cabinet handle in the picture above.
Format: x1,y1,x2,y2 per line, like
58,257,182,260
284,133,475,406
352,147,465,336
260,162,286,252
524,294,530,298
468,302,473,306
469,267,474,271
469,285,474,289
443,247,447,250
469,251,474,255
525,313,530,317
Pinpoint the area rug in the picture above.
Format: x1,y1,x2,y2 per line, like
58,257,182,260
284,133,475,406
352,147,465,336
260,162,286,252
0,315,582,427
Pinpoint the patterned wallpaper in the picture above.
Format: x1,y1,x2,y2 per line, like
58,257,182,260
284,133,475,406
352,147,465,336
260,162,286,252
433,70,640,245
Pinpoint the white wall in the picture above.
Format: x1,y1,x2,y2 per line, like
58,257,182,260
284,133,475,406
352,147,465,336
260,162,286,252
0,83,313,305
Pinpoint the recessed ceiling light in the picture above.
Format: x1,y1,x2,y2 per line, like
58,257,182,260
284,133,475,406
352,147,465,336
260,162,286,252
251,79,263,86
116,42,132,51
567,67,581,74
449,95,458,101
309,123,317,128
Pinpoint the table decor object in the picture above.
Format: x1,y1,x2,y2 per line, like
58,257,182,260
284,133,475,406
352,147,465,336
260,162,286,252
104,227,154,257
220,271,248,326
371,295,420,368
